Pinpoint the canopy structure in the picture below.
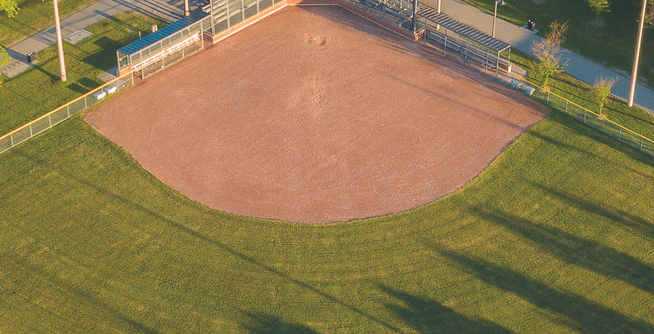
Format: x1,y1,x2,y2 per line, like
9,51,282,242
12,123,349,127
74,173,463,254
418,7,510,52
117,11,209,76
417,5,512,74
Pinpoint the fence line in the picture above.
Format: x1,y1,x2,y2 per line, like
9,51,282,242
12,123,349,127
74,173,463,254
500,68,654,157
0,72,135,154
3,17,654,159
422,26,654,158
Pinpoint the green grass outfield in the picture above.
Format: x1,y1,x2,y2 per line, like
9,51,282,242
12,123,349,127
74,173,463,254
1,106,654,332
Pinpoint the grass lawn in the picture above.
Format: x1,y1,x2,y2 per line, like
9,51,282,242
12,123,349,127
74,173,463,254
0,0,101,46
0,11,165,135
1,105,653,332
463,0,654,87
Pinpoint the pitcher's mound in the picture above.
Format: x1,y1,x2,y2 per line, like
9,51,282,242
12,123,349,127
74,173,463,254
86,6,547,223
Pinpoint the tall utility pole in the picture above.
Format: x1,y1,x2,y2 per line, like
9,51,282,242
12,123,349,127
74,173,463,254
629,0,648,107
412,0,418,33
184,0,190,16
492,0,504,38
53,0,67,81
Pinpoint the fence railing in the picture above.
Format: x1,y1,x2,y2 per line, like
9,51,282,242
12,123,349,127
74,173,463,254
421,26,654,157
497,68,654,156
524,79,654,156
0,72,134,154
2,9,654,160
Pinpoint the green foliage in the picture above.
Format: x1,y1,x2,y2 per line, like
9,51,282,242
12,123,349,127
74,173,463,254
0,0,18,18
0,46,10,67
588,0,611,18
593,76,617,115
532,20,568,90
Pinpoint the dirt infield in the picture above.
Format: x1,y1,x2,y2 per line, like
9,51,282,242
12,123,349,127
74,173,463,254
86,6,547,224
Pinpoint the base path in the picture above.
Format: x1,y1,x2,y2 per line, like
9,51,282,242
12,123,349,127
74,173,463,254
86,6,547,224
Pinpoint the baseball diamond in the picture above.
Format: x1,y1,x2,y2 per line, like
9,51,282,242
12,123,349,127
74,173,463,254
86,5,547,223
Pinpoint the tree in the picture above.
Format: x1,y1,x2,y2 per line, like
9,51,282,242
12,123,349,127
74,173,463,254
0,46,10,67
1,0,19,72
646,0,654,27
0,0,19,18
593,76,616,116
588,0,610,18
531,20,569,90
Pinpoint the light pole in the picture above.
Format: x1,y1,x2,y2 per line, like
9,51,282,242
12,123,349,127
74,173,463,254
52,0,67,81
492,0,505,38
184,0,190,16
628,0,648,107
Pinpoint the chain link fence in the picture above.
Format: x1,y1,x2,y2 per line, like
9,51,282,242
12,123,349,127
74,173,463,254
0,73,134,154
522,80,654,156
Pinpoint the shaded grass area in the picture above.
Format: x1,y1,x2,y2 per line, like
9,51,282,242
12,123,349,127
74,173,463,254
0,11,165,135
1,107,654,332
464,0,654,87
510,49,654,140
0,0,100,46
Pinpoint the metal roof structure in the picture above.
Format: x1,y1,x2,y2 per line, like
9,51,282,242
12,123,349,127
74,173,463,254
118,10,208,56
417,6,510,52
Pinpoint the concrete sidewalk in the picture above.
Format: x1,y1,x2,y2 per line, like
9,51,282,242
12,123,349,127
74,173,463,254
2,0,204,77
420,0,654,114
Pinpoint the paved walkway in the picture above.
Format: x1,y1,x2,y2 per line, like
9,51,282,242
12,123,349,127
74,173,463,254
2,0,204,76
420,0,654,113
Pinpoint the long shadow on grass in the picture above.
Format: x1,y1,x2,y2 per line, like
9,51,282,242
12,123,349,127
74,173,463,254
3,252,160,333
434,246,654,333
241,312,317,333
378,284,512,333
529,112,654,177
533,183,654,241
12,149,402,333
471,206,654,296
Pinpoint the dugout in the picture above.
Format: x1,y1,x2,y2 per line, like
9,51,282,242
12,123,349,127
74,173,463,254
417,5,511,74
117,11,210,78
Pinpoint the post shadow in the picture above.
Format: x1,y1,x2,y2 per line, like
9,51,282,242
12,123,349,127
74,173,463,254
378,284,512,333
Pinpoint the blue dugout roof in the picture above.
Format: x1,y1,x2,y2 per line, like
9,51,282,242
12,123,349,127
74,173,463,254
118,10,208,56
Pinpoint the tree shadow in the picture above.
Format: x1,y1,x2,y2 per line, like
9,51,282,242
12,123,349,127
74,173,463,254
470,206,654,295
378,284,512,333
433,246,654,333
242,312,318,334
532,183,654,240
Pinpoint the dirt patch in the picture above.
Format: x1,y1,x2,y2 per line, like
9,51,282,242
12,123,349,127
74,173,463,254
86,6,547,224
